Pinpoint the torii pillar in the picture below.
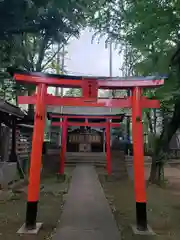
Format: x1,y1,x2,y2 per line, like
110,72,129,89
18,84,47,234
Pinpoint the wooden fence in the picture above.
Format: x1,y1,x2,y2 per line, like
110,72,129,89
0,125,32,164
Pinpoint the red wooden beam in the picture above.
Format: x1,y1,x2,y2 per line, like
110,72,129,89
14,73,82,88
97,79,164,89
18,95,130,107
14,73,164,89
51,122,121,128
18,95,160,109
50,114,123,120
18,95,36,104
141,96,160,108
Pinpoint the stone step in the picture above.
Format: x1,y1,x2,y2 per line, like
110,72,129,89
66,162,106,167
66,152,106,157
43,150,128,178
66,158,106,162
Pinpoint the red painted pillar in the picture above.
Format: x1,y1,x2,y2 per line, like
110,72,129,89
106,120,111,175
26,84,47,229
60,117,67,175
132,87,147,231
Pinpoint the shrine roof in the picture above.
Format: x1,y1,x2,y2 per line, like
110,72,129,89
0,99,34,128
0,99,25,118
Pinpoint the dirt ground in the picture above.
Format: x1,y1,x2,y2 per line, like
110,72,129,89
0,167,73,240
1,163,180,240
99,164,180,240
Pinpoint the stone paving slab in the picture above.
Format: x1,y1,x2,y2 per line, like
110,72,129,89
53,165,121,240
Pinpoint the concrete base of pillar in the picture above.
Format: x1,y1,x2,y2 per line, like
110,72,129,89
131,224,155,235
17,223,43,235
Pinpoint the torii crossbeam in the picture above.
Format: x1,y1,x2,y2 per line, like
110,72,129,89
9,70,165,234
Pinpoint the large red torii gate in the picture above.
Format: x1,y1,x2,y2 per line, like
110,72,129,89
10,70,164,233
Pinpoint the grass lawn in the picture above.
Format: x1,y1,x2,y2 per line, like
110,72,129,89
0,167,73,240
99,169,180,240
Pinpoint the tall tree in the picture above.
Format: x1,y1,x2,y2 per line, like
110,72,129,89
91,0,180,183
0,0,103,107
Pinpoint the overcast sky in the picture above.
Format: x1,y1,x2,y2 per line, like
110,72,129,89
66,29,123,77
48,29,123,94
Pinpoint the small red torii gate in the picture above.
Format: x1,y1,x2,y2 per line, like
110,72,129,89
50,114,124,176
10,70,164,233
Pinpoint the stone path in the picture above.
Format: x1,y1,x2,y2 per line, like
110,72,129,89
53,165,121,240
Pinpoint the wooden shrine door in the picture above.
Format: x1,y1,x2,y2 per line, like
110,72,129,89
67,128,103,152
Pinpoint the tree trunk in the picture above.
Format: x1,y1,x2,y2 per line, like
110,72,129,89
153,109,157,134
149,154,165,184
26,35,48,115
35,35,48,72
27,87,36,115
149,100,180,184
146,111,154,134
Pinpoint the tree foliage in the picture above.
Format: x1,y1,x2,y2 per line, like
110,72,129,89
0,0,100,40
65,88,82,97
92,0,180,183
0,0,103,104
